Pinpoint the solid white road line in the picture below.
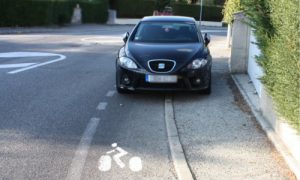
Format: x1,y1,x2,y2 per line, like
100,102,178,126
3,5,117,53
66,117,101,180
8,55,66,74
165,96,194,180
106,90,116,97
0,52,60,58
0,63,36,68
0,52,66,74
97,102,107,111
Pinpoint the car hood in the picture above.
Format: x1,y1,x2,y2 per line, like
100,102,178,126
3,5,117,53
126,42,205,72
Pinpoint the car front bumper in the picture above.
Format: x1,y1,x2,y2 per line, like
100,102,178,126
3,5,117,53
116,65,211,92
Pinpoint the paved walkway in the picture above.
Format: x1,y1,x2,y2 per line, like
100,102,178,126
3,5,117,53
172,34,295,179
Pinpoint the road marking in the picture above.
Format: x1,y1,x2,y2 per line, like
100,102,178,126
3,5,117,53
0,63,36,68
8,54,66,74
98,155,112,172
165,96,194,180
129,157,143,172
97,102,107,111
66,117,101,180
98,143,142,172
106,90,116,97
0,52,60,58
0,52,66,74
81,36,122,44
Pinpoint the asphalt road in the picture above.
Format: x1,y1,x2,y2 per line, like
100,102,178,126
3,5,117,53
0,25,294,180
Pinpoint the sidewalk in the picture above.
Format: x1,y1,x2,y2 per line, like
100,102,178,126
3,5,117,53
172,35,295,179
232,74,300,179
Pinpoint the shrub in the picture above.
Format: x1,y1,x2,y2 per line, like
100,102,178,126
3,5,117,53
176,0,188,5
116,0,156,18
172,3,223,21
80,1,108,23
222,0,242,24
155,0,171,11
0,0,108,27
115,0,223,21
243,0,300,131
213,0,226,6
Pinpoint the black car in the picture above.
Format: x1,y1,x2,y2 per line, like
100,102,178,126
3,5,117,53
116,16,212,94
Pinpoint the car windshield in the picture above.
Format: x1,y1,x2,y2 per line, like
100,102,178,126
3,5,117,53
132,22,199,43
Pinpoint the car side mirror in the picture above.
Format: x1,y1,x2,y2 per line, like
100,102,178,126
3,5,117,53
204,33,210,46
123,32,129,43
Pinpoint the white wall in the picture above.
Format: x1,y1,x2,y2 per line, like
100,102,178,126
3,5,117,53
229,12,250,73
247,29,263,97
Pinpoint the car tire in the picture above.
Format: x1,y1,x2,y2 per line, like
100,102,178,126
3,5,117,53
202,73,211,95
116,86,129,94
116,71,129,94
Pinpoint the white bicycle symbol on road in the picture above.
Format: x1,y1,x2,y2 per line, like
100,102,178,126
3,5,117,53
98,143,142,172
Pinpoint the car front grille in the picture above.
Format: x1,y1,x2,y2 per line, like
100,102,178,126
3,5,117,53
148,60,176,73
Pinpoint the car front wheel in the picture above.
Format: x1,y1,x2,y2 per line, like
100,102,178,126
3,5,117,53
202,72,211,95
116,71,130,94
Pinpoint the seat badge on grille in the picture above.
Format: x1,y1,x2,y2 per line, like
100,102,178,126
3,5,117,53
158,63,165,69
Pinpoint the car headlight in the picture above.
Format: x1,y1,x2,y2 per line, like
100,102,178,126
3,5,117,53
188,59,208,69
118,57,138,69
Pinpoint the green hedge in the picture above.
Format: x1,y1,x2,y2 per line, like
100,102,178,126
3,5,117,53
172,4,223,21
203,0,226,6
80,1,108,23
243,0,300,131
222,0,242,24
0,0,108,27
116,0,223,21
116,0,156,18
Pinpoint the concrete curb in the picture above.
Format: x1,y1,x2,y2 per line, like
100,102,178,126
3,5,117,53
165,96,194,180
231,75,300,179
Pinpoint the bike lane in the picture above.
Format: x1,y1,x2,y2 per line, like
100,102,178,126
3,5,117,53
79,93,177,180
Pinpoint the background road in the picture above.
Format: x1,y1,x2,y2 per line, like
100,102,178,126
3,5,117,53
0,25,294,179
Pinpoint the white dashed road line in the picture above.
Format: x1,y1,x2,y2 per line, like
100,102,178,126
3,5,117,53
66,117,101,180
165,96,194,180
97,102,108,111
67,93,113,179
106,90,116,97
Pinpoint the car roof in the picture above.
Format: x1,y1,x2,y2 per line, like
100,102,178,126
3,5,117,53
141,16,196,23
